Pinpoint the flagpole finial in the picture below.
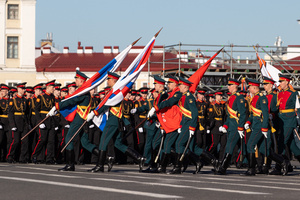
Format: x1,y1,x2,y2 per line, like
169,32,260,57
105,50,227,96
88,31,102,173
155,27,163,38
132,37,142,46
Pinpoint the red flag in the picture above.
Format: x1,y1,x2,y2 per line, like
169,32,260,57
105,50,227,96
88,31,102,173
188,48,223,93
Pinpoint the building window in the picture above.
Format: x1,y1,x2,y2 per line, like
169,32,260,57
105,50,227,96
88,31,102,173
8,4,19,20
8,82,18,87
7,37,18,59
132,83,136,89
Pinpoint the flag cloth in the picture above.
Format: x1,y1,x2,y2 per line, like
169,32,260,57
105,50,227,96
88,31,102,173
93,31,160,129
256,51,281,86
188,48,223,94
156,87,182,133
59,42,134,122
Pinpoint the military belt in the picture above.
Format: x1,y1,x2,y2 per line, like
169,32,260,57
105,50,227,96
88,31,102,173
0,114,8,118
14,112,24,115
279,109,294,113
214,117,222,120
198,116,205,119
31,112,35,115
40,110,49,114
139,115,146,118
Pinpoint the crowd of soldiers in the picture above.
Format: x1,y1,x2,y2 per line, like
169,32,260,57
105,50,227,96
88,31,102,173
0,69,300,176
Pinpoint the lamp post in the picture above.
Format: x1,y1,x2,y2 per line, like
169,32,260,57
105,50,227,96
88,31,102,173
298,19,300,24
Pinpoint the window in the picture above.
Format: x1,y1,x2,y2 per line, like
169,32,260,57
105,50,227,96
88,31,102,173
132,83,136,89
7,37,18,59
8,4,19,19
142,82,148,87
8,82,18,87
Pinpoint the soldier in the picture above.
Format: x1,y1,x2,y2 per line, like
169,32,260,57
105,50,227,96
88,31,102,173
67,82,76,95
217,78,246,175
9,87,17,98
134,87,149,154
207,90,226,161
241,79,270,176
195,88,208,150
0,84,10,161
48,70,91,171
85,72,146,172
7,82,29,163
269,74,300,174
32,80,56,164
60,87,68,98
25,87,34,99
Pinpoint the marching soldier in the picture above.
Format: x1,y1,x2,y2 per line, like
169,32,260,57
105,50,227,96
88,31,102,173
241,79,270,176
85,72,146,172
32,80,56,164
207,90,226,161
270,74,300,174
217,78,247,175
195,88,208,150
0,84,10,161
7,82,29,163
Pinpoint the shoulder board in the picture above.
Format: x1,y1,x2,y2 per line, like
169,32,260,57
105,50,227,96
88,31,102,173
236,92,240,96
290,88,296,92
259,93,263,96
187,92,190,96
162,91,165,94
148,98,153,101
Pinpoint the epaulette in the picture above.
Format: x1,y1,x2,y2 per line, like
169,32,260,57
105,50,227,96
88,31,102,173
187,92,190,96
290,88,296,92
259,93,263,96
162,91,165,94
236,92,240,96
148,98,153,101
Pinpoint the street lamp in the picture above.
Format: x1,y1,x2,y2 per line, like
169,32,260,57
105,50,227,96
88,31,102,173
298,19,300,24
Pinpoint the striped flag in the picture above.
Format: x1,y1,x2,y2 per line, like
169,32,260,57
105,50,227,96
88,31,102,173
93,29,161,130
59,39,139,121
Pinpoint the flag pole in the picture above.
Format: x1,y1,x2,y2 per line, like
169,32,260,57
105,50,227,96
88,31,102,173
21,115,50,141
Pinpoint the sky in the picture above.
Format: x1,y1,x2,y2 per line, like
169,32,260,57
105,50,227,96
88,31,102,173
36,0,300,56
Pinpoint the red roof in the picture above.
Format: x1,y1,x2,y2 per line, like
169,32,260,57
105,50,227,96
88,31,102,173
35,51,197,72
274,56,300,70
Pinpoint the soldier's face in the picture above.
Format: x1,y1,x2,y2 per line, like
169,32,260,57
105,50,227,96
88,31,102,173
17,88,25,96
54,90,61,97
215,94,222,102
68,87,76,95
154,84,164,92
279,80,289,90
107,78,116,87
1,89,8,97
47,85,55,94
179,84,188,93
35,89,42,96
141,93,147,99
167,82,177,91
75,78,84,87
263,83,273,92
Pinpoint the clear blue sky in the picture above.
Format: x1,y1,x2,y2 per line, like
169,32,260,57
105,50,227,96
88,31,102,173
36,0,300,53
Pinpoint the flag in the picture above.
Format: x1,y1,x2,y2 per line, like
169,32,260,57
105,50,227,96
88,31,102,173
59,39,138,121
255,49,281,86
92,29,162,129
241,77,247,91
188,48,223,93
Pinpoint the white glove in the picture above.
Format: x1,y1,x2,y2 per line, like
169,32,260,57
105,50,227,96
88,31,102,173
269,114,273,120
65,124,70,128
130,108,137,114
0,125,2,129
262,131,268,138
39,123,46,129
238,130,244,138
244,123,250,130
47,106,57,117
54,127,59,131
155,121,160,128
147,107,156,118
161,129,165,135
86,111,95,122
178,128,181,134
11,127,17,131
220,126,227,133
138,127,143,132
89,124,95,129
206,130,210,134
189,130,195,137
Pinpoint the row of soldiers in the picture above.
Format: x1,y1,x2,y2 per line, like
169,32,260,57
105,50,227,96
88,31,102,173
1,70,300,176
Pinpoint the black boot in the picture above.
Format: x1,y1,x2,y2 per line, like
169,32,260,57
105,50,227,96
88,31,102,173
168,154,182,174
201,151,218,171
143,150,157,173
188,151,203,174
261,156,271,175
217,153,232,175
240,153,256,176
157,153,169,173
125,148,146,171
58,150,75,171
92,148,100,156
107,155,115,172
269,151,288,175
181,155,190,173
89,150,106,173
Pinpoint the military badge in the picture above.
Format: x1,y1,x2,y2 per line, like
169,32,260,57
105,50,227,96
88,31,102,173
189,99,193,103
262,99,267,104
37,98,40,102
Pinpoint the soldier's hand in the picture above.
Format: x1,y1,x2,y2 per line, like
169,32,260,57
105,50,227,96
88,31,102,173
244,123,250,130
138,127,143,132
189,130,195,137
11,127,17,131
155,121,160,128
147,107,156,118
65,124,70,128
39,123,46,129
130,108,137,114
54,127,59,131
86,112,95,122
0,125,2,130
220,126,227,133
161,129,165,135
47,106,57,117
262,131,268,138
89,124,95,129
178,128,181,134
206,130,210,134
238,130,244,138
